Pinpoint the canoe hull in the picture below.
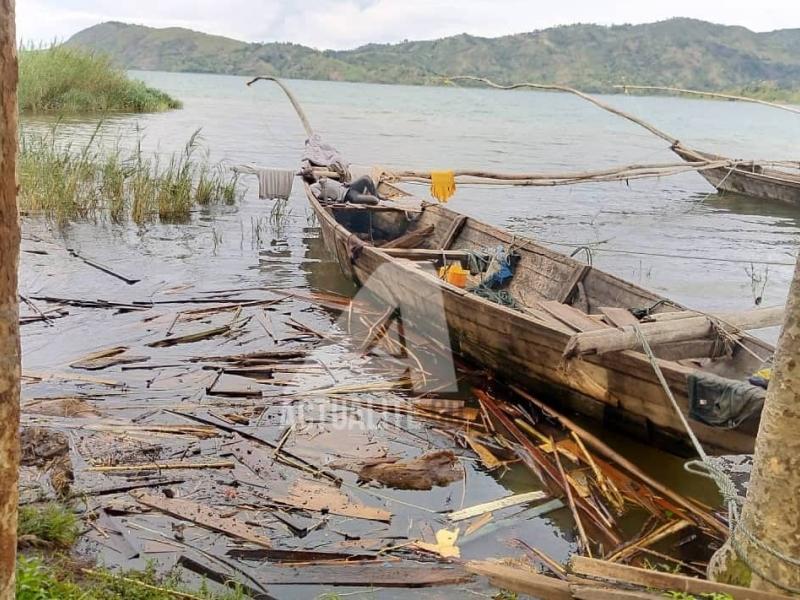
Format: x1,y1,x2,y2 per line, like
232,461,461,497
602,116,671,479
307,185,761,455
674,144,800,206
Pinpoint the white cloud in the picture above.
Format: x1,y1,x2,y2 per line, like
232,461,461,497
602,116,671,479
15,0,800,50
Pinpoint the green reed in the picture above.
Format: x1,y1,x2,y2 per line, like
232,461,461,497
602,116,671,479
19,126,242,226
19,44,181,114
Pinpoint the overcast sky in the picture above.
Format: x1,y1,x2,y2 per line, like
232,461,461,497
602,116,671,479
17,0,800,50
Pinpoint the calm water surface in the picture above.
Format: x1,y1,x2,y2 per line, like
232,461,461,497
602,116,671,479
19,71,800,596
42,71,800,316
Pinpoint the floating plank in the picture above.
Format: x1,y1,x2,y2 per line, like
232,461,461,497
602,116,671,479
448,490,548,522
131,492,271,548
255,560,471,587
570,556,795,600
227,548,377,562
463,433,503,469
88,461,234,473
467,560,572,600
272,479,391,522
571,586,664,600
70,346,149,370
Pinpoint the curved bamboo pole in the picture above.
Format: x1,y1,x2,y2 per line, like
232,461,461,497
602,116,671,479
614,84,800,116
446,75,679,145
246,76,314,137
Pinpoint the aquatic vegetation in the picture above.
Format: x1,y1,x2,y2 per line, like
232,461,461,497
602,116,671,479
18,503,79,548
19,44,180,114
16,557,247,600
19,127,242,226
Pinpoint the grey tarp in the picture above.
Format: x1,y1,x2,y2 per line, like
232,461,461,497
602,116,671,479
301,134,350,180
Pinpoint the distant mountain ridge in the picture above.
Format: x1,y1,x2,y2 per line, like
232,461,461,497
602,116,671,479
66,19,800,98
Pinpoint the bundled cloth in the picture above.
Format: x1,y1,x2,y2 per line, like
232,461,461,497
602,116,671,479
234,165,295,200
430,170,456,202
302,133,350,180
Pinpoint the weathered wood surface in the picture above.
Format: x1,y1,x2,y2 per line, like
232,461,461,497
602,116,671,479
131,492,272,548
673,143,800,206
448,490,548,522
308,186,768,454
565,305,784,357
467,560,573,600
380,224,434,249
0,2,19,595
571,556,795,600
271,478,391,522
254,560,472,587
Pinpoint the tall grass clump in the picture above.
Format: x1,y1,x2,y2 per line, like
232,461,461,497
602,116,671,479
19,44,181,114
19,126,242,225
16,557,247,600
18,503,79,548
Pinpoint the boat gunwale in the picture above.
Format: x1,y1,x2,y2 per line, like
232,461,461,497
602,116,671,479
304,182,771,381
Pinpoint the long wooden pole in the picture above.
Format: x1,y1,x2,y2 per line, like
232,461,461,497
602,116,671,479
246,76,314,137
614,85,800,116
0,0,20,597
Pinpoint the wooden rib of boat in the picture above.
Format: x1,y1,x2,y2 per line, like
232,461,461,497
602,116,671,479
672,142,800,205
306,179,773,456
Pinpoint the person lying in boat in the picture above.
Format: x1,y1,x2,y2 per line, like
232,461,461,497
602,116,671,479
310,175,382,205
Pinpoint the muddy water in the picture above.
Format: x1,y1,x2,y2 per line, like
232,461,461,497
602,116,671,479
19,72,800,596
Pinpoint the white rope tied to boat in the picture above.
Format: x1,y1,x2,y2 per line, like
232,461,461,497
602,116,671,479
632,323,800,593
234,165,295,200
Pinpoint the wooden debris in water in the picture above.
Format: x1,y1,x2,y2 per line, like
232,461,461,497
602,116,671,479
271,478,391,522
569,556,794,600
67,248,141,285
131,491,272,548
358,449,464,490
23,396,100,418
605,518,690,562
70,346,149,370
508,384,727,537
87,460,235,473
463,432,504,469
448,490,548,522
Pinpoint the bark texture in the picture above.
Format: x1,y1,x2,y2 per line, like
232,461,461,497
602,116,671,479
708,259,800,594
0,1,19,598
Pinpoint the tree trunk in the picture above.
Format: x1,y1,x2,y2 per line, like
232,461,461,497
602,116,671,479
708,259,800,594
0,1,19,598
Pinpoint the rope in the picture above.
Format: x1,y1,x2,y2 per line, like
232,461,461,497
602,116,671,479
632,323,800,592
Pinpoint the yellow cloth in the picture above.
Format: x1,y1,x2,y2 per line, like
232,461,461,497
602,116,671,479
430,170,456,202
754,367,772,381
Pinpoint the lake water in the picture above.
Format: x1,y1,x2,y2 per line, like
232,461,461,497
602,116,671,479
43,70,800,318
19,71,800,596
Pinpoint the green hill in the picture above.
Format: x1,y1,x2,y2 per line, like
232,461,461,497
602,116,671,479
66,19,800,98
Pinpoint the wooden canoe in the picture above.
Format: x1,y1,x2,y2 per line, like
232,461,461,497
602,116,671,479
305,180,773,455
673,142,800,205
